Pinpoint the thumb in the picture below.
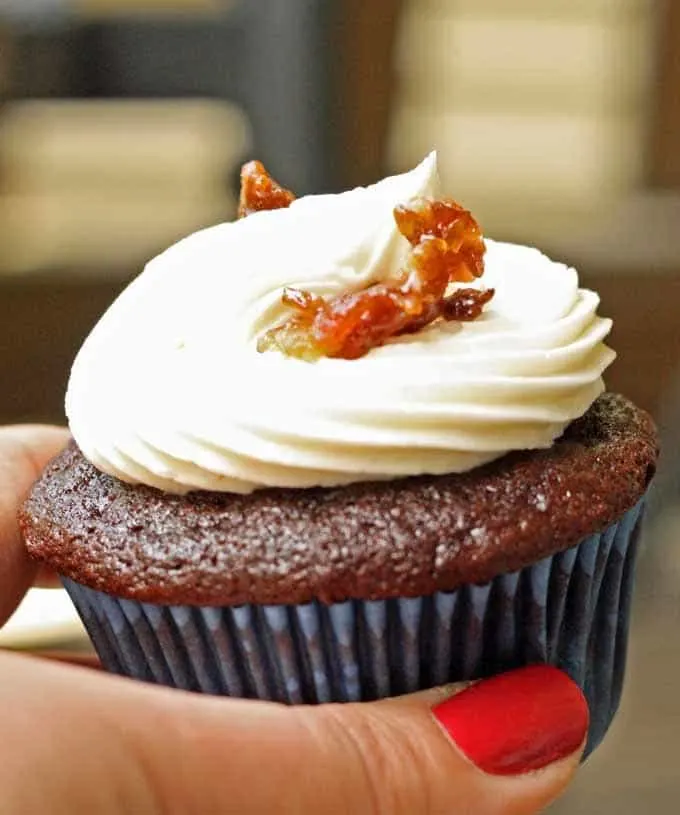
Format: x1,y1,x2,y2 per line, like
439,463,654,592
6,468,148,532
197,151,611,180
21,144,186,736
1,654,586,815
0,425,69,623
296,665,587,814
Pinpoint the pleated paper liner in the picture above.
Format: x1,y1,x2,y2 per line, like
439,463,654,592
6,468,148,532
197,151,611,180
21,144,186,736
62,497,645,756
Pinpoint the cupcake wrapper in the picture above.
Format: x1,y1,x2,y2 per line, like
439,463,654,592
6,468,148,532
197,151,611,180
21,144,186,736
62,498,645,756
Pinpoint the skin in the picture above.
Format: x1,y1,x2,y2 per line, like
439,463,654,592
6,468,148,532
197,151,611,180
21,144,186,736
0,425,583,815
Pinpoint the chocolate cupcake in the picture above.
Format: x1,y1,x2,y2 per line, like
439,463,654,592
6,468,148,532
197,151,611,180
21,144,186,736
21,155,658,757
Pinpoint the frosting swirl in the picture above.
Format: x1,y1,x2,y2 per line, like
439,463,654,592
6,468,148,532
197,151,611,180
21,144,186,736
66,154,615,494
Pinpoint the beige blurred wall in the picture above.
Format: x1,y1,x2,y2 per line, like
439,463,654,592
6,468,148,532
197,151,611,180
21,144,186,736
389,0,656,246
0,99,250,273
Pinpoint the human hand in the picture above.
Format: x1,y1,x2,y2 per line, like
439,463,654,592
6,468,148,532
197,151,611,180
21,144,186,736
1,425,587,814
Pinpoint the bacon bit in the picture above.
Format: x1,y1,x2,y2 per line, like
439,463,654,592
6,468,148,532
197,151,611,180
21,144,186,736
400,287,495,336
238,160,295,218
394,198,485,284
256,196,492,361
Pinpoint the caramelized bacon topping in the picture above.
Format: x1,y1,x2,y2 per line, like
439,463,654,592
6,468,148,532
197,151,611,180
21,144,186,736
238,160,295,218
237,161,493,360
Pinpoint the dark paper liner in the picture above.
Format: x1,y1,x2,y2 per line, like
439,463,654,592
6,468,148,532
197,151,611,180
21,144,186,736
62,498,645,755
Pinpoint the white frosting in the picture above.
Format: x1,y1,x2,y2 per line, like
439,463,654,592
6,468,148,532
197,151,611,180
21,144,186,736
66,154,615,494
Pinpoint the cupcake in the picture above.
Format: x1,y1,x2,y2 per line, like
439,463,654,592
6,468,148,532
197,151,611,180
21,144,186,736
21,154,658,756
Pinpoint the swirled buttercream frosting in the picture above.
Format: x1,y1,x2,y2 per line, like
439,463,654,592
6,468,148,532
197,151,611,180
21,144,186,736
66,154,615,494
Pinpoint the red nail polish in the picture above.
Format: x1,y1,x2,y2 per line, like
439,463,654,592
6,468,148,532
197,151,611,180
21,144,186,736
432,665,589,776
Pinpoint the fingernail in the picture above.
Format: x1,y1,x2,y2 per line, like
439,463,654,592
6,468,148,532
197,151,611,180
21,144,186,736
432,665,589,776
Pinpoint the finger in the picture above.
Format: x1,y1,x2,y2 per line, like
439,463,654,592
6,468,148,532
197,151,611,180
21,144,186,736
0,656,586,815
0,426,69,625
26,650,101,670
381,680,472,706
33,565,63,589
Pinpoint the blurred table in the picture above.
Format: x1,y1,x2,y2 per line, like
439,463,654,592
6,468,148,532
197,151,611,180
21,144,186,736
0,270,129,424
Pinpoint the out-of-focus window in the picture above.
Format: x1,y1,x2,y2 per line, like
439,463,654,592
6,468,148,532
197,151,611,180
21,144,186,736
0,99,249,274
389,0,655,249
0,1,250,276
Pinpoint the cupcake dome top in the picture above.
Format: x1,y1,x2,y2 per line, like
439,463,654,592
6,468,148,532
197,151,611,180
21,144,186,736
22,394,657,606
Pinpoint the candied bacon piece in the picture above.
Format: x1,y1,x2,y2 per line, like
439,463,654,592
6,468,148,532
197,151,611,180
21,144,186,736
394,198,485,282
257,285,407,361
400,287,495,336
257,195,492,361
257,284,495,360
441,286,495,321
238,160,295,218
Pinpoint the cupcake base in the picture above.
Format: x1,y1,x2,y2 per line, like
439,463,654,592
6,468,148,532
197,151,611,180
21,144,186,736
62,498,645,757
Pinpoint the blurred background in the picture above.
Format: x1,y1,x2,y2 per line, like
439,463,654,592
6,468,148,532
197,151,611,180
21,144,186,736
0,0,678,810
